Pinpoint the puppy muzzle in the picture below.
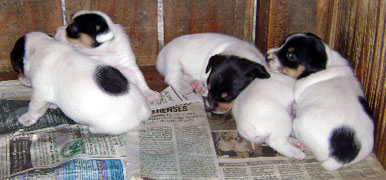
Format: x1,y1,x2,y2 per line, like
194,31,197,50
266,50,282,73
203,96,233,114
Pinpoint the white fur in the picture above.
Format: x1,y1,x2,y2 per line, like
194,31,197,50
156,33,264,95
232,71,306,160
54,10,160,101
19,32,151,135
268,33,374,170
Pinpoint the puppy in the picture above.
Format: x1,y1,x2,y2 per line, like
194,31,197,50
54,10,160,101
156,33,270,114
266,33,374,170
10,32,151,135
232,60,305,160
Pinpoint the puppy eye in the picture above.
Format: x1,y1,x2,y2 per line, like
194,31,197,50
221,92,228,99
286,52,297,61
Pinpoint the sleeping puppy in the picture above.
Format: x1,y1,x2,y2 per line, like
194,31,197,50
54,10,160,101
10,32,151,135
232,58,305,160
266,33,374,170
156,33,270,114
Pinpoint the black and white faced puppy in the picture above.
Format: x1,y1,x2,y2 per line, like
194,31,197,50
55,10,160,101
10,32,151,135
266,33,374,170
156,33,270,114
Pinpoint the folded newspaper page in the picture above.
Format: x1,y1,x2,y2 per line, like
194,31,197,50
1,80,385,179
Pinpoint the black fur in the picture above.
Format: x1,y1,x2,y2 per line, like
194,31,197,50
10,36,26,73
94,66,129,95
329,126,360,163
66,13,110,47
205,55,270,110
358,96,373,120
277,33,328,78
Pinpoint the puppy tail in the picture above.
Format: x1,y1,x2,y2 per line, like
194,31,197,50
321,158,344,171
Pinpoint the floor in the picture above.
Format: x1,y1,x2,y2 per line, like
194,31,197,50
0,65,169,92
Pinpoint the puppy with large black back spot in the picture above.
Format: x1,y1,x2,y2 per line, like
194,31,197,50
156,33,270,114
266,33,374,170
10,32,151,135
55,10,160,101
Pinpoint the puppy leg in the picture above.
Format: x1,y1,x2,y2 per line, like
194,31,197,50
166,73,194,95
191,80,202,92
122,66,160,101
288,137,305,151
191,80,208,96
18,94,49,126
267,136,306,160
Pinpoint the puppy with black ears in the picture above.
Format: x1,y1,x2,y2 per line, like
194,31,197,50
266,33,374,170
156,33,270,114
10,32,151,135
54,10,160,101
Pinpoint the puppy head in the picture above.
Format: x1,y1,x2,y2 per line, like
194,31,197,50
266,33,328,78
55,10,114,48
10,32,52,86
204,55,270,114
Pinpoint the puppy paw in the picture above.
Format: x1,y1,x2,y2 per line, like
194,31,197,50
18,76,31,87
18,113,38,126
292,150,306,160
145,90,161,101
191,80,202,92
288,137,305,151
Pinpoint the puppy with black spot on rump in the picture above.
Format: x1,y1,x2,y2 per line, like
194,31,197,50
54,10,160,101
156,33,270,114
266,33,374,170
10,32,151,135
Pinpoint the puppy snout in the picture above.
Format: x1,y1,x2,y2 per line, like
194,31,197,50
203,96,216,112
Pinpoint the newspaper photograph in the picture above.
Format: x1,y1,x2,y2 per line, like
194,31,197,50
0,80,385,179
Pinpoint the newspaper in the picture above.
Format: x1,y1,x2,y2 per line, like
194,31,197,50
0,80,385,179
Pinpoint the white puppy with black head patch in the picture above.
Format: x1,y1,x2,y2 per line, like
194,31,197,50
232,68,306,160
157,33,304,159
266,33,374,170
10,32,151,135
54,10,160,101
156,33,270,114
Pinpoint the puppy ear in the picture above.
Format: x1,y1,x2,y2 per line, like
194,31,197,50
206,55,224,73
246,63,270,79
10,36,26,74
96,30,114,43
66,23,79,38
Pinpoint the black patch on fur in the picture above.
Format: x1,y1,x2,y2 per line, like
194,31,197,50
205,55,270,110
278,33,328,78
329,126,360,163
10,36,26,73
66,13,110,47
358,96,374,121
94,66,129,95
